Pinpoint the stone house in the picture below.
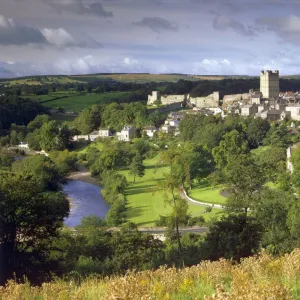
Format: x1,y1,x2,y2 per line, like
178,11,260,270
241,104,258,117
72,135,90,141
287,143,300,173
285,104,300,121
99,128,112,138
143,126,158,138
18,142,29,149
89,131,101,142
117,126,136,142
259,109,290,121
161,124,175,134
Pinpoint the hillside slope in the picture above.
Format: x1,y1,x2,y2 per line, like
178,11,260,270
1,249,300,299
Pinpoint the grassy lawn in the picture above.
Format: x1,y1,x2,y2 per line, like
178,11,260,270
118,156,224,226
75,141,105,154
189,180,227,205
24,94,54,102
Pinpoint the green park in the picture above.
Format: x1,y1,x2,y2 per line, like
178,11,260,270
118,155,225,226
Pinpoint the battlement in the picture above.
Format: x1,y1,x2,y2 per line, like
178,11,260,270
260,69,280,99
261,70,279,75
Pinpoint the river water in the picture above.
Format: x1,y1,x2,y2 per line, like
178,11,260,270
63,180,110,227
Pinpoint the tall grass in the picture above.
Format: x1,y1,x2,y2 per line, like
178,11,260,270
3,249,300,299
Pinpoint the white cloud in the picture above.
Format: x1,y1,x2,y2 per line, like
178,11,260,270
193,59,236,74
41,28,75,47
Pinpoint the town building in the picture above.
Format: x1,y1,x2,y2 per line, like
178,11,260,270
260,70,279,99
241,104,258,117
89,131,101,142
285,104,300,121
143,126,158,138
250,90,262,105
18,142,29,149
161,124,175,134
258,109,290,121
117,126,136,142
72,135,90,141
99,128,112,138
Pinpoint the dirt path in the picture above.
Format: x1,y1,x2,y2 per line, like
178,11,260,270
179,187,224,209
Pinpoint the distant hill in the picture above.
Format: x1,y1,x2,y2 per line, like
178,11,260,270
1,73,258,85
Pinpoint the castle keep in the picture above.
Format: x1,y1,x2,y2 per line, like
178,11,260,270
260,70,279,99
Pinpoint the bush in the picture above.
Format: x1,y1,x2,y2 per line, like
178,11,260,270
188,216,205,226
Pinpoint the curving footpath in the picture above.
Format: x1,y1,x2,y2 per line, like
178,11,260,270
179,186,224,210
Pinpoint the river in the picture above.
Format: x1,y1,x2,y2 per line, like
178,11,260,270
63,180,110,227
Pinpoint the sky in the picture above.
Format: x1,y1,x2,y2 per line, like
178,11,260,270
0,0,300,77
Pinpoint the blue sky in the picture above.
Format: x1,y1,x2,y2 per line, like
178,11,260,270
0,0,299,77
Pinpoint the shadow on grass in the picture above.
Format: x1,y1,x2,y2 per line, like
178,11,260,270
136,220,156,226
126,184,156,196
126,183,165,196
144,164,167,170
126,206,148,218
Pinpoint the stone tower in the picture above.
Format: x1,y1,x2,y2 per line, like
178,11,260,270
147,91,161,105
260,70,279,99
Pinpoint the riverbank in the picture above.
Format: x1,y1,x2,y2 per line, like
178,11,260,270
66,171,100,186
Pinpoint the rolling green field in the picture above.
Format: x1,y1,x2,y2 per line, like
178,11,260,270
3,73,249,86
28,92,131,112
118,156,223,226
50,113,76,124
189,180,227,205
6,76,85,85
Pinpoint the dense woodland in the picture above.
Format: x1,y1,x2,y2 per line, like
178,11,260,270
2,77,300,287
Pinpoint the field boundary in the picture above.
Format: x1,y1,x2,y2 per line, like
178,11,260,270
181,186,224,209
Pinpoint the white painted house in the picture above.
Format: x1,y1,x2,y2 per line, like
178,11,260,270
18,142,29,149
117,126,136,141
143,126,158,138
99,128,112,138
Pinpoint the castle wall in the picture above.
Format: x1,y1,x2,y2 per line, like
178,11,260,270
161,95,186,105
223,94,241,104
148,91,161,105
189,91,219,108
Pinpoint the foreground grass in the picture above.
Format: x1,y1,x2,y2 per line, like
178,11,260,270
2,249,300,299
118,156,223,226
